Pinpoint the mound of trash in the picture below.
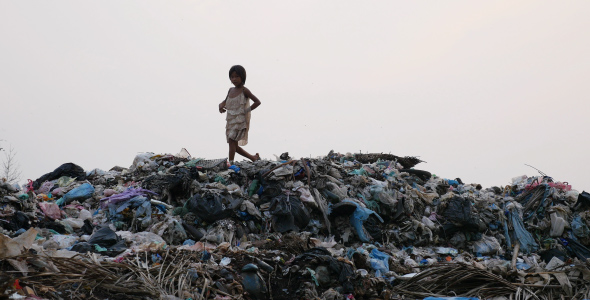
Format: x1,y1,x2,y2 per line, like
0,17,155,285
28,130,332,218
1,149,589,300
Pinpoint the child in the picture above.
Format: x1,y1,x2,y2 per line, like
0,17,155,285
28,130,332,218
219,65,262,163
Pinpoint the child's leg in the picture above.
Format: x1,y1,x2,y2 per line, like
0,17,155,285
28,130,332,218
236,145,260,162
228,140,237,162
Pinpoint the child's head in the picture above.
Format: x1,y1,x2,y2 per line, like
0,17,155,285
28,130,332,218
229,65,246,85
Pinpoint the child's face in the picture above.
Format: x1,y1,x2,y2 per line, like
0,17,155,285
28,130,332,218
230,72,242,87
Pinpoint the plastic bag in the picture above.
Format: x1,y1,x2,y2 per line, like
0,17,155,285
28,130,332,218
510,211,539,253
52,235,79,248
57,176,76,187
33,162,86,190
575,191,590,209
342,199,384,242
57,183,95,206
443,196,472,224
369,248,390,277
186,193,236,223
100,187,157,208
472,235,502,255
39,202,62,220
88,227,120,247
131,152,157,171
269,194,310,233
572,216,590,238
38,181,55,194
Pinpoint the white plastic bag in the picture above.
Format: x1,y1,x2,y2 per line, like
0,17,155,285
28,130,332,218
472,235,502,255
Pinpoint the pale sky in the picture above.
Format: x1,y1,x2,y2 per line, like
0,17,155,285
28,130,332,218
1,1,589,191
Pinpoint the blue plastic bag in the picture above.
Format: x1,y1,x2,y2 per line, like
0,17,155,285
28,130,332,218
509,211,539,253
343,199,384,242
370,248,390,277
56,183,95,206
572,216,590,238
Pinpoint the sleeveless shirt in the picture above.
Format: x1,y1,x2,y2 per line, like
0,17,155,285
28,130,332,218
225,91,251,146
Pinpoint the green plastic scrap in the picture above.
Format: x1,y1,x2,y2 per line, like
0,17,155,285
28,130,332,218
248,180,260,196
348,168,368,176
18,194,29,200
172,207,189,216
306,267,319,286
357,193,381,213
214,175,227,185
185,158,204,168
94,244,107,252
364,199,381,213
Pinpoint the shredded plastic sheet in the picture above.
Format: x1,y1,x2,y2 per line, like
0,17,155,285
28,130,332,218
509,211,539,253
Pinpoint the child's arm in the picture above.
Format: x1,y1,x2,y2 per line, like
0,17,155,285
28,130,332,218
219,88,231,113
243,88,261,112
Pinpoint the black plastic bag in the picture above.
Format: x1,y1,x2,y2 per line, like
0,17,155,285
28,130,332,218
186,193,235,223
1,211,31,232
71,242,94,253
33,163,86,190
11,211,31,231
539,249,568,263
443,196,472,224
564,238,590,260
81,219,94,235
269,194,310,233
574,191,590,210
87,227,120,247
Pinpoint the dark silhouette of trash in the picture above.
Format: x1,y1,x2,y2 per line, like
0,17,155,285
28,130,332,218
186,193,237,223
87,227,120,247
71,227,126,256
241,263,267,300
353,153,423,168
269,194,310,233
2,149,590,300
32,162,86,190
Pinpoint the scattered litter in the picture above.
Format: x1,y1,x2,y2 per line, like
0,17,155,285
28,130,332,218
1,150,589,299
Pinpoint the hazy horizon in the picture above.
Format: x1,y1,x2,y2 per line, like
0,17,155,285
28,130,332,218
1,1,589,191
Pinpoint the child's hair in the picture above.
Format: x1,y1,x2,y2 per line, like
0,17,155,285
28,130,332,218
229,65,246,84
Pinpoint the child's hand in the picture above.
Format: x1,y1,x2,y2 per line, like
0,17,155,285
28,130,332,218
219,103,226,113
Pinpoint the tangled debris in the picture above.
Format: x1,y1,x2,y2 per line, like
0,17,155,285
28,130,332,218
1,150,590,300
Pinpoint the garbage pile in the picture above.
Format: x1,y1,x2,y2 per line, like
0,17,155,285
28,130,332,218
1,150,590,300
